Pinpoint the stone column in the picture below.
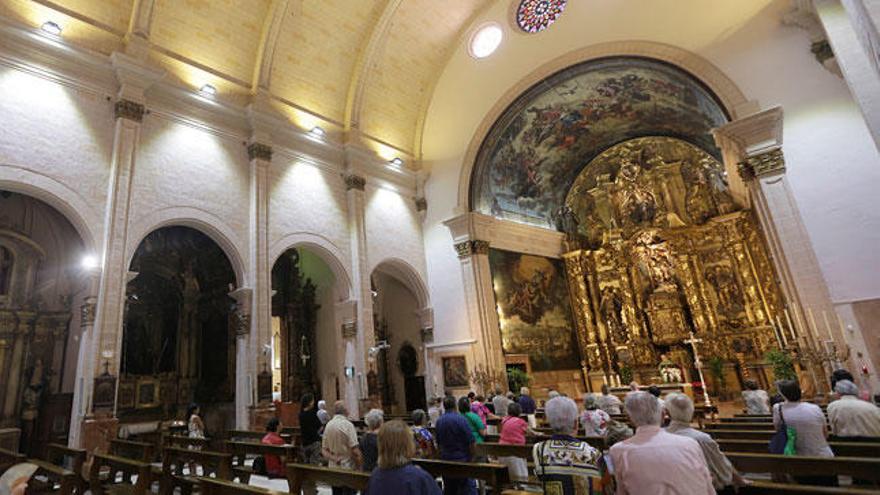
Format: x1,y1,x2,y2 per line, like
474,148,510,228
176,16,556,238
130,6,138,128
229,287,252,429
714,107,845,395
340,317,359,415
86,53,163,419
344,173,372,417
2,314,31,422
68,293,97,447
453,239,505,376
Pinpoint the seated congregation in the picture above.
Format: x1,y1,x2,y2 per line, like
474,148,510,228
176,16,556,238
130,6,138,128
3,374,880,495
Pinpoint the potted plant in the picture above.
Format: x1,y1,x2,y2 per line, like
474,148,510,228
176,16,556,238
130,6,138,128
765,348,797,381
507,367,531,394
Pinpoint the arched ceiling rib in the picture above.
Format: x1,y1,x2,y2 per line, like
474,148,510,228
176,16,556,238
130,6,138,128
2,0,494,159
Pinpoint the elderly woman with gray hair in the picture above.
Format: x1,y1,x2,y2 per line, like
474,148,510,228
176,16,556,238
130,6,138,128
665,392,748,492
531,396,603,494
581,393,611,437
610,391,714,494
828,379,880,439
359,409,384,472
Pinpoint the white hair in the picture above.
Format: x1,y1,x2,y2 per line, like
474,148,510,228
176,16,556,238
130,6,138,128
317,400,326,410
521,387,530,395
664,392,694,423
545,396,579,434
365,408,384,430
548,390,560,399
835,379,859,397
625,391,662,427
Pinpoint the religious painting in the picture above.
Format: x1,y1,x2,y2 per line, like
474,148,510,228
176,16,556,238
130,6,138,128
471,57,728,227
117,381,135,409
136,379,159,408
489,249,580,371
92,372,116,411
442,356,469,388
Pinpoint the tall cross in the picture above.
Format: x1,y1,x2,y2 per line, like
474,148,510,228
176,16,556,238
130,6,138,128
684,331,713,408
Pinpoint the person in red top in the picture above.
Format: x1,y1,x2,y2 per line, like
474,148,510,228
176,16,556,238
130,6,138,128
498,402,532,483
261,417,286,477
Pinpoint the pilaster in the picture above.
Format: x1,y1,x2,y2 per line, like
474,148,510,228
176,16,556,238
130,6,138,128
713,107,847,394
337,298,358,415
86,53,163,423
229,287,252,429
68,267,99,448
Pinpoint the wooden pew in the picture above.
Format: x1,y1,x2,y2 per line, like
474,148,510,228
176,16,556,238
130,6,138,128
158,446,232,495
717,439,880,458
0,447,26,472
110,439,155,463
224,440,295,483
88,453,153,495
414,458,510,495
25,459,78,495
740,480,880,494
483,434,606,451
198,477,286,495
164,434,212,450
44,443,87,494
476,443,532,460
286,463,370,493
706,429,776,441
704,422,780,431
728,452,880,484
227,430,292,444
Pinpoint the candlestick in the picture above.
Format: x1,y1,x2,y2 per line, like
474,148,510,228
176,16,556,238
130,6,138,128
822,311,834,342
603,374,608,386
775,315,788,347
836,313,847,336
792,302,805,340
807,307,820,348
771,320,784,348
783,308,795,342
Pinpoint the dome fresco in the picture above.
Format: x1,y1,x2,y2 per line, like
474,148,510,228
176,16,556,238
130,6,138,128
470,57,729,227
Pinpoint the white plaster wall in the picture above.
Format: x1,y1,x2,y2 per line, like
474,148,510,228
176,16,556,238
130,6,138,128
364,185,428,285
269,155,350,270
421,0,880,348
0,66,113,251
130,115,250,273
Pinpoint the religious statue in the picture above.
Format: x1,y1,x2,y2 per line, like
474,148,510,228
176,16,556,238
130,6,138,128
616,156,658,226
704,264,745,315
684,168,715,223
658,353,683,383
599,286,627,344
553,204,580,240
21,358,46,422
633,231,676,291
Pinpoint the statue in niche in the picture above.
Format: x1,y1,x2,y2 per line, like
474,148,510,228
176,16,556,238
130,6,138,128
179,261,200,377
616,156,657,226
599,286,627,343
21,358,47,422
704,265,745,315
633,231,676,292
684,168,715,223
658,353,683,383
0,245,11,295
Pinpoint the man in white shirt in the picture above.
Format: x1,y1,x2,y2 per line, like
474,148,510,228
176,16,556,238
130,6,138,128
610,391,714,495
828,380,880,438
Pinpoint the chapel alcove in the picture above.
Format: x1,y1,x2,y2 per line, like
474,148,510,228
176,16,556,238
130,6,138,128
0,190,88,456
370,262,426,414
120,226,237,431
271,247,342,405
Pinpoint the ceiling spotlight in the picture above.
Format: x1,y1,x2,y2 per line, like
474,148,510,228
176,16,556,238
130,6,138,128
81,254,99,270
199,84,216,96
309,126,325,138
41,21,62,36
389,157,404,167
469,23,503,59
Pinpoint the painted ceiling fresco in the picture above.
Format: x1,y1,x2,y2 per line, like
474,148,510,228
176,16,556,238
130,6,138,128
470,57,729,227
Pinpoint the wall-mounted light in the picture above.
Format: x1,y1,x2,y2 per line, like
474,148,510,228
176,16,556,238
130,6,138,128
199,84,216,96
389,157,404,168
309,126,325,138
41,21,62,36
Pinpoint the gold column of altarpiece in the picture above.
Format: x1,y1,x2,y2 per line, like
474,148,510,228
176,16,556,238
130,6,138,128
558,137,786,389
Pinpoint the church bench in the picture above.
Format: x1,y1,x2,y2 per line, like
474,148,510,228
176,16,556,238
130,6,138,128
706,429,777,440
158,446,233,495
727,452,880,484
44,443,87,494
286,462,370,493
483,434,606,450
0,446,27,472
704,422,786,430
197,477,285,495
227,430,293,444
829,435,880,443
88,453,153,495
476,442,533,459
224,440,295,483
413,458,510,495
740,480,880,494
164,434,212,450
717,438,880,458
110,439,155,463
720,416,773,422
24,458,78,495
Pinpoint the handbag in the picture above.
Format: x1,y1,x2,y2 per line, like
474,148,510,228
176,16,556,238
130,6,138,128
768,403,797,456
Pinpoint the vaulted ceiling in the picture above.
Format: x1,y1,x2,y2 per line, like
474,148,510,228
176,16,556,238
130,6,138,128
0,0,495,160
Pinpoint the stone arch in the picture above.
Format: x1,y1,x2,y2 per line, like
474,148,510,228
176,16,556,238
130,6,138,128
0,164,98,254
126,207,246,287
371,257,431,311
269,232,353,301
456,40,752,212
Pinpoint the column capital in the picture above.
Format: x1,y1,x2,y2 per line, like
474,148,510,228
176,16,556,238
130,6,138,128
420,327,434,344
114,99,146,122
80,296,97,327
247,142,273,162
345,174,366,191
712,106,784,158
454,240,490,259
110,51,164,102
739,147,786,180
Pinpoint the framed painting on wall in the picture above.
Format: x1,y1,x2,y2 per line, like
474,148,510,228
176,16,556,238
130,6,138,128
442,356,469,388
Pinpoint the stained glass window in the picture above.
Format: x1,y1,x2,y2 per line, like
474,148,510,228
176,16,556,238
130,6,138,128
516,0,567,33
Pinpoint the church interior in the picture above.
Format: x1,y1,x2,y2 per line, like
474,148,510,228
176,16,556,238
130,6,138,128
1,0,879,493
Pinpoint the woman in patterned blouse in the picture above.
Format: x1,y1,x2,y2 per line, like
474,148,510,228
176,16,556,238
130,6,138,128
533,396,604,495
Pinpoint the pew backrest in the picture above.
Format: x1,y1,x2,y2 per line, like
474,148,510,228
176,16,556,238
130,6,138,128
740,480,873,494
110,439,155,463
717,438,880,458
728,452,880,482
0,447,26,472
27,458,78,495
198,477,285,495
286,463,370,493
88,453,152,495
413,458,510,495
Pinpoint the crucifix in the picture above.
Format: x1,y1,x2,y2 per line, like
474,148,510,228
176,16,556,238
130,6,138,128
684,331,713,409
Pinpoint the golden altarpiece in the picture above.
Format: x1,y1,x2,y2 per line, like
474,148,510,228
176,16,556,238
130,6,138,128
560,137,786,393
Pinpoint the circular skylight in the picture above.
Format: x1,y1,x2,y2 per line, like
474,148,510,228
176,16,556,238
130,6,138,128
469,23,503,59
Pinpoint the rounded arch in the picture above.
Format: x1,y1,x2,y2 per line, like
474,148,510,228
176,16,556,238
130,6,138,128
456,40,751,213
0,164,98,253
126,207,246,287
370,257,431,311
269,232,353,302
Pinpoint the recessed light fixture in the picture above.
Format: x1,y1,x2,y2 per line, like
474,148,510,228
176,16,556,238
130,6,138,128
199,84,216,96
389,157,404,167
41,21,62,36
310,126,325,138
81,254,99,270
469,22,503,59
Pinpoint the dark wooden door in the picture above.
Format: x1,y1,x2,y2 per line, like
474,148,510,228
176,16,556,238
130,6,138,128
404,376,426,412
